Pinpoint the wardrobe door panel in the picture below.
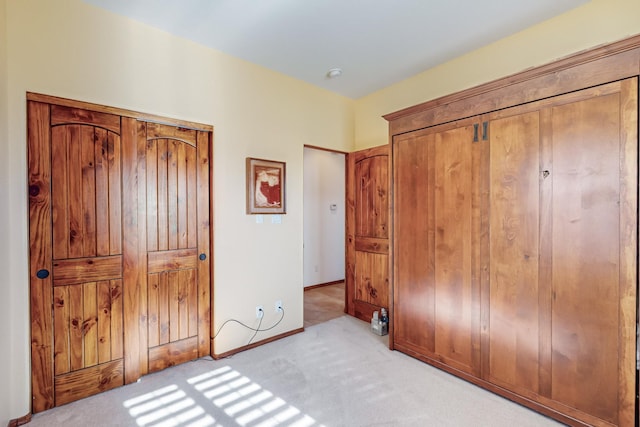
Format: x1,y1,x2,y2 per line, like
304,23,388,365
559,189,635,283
488,111,541,395
550,89,630,424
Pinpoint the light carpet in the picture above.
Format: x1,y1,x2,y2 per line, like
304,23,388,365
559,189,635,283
27,315,564,427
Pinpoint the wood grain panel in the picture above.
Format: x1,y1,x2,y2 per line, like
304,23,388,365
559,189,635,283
550,92,621,423
97,281,112,364
354,251,388,308
393,130,435,353
169,270,180,341
107,131,122,256
146,122,197,146
168,140,179,250
135,121,149,378
177,142,188,249
147,273,160,348
52,255,122,286
94,128,110,257
83,282,98,368
68,285,83,371
158,272,170,345
51,105,120,134
187,269,198,338
186,144,197,249
51,126,69,260
148,337,198,373
110,280,124,360
488,110,541,394
147,249,197,274
354,237,388,254
53,286,70,375
54,360,124,407
196,130,212,357
157,139,169,251
355,155,388,239
178,270,189,339
146,138,158,252
434,124,475,373
67,125,85,258
81,130,97,257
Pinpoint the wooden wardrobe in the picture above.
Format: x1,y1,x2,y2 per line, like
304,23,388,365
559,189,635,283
28,93,213,412
386,36,639,427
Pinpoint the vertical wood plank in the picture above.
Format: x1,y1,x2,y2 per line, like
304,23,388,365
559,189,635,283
97,280,112,364
110,280,123,360
177,141,188,249
616,77,637,427
169,270,180,342
157,139,169,251
187,268,198,338
178,270,189,339
136,121,149,377
196,130,212,356
28,100,55,412
122,117,141,384
83,282,98,368
53,286,70,375
108,132,122,255
67,125,84,258
168,140,179,250
68,284,84,371
345,152,356,318
146,139,158,252
148,273,160,348
158,272,170,345
81,128,97,257
51,126,69,260
186,145,197,249
94,128,110,257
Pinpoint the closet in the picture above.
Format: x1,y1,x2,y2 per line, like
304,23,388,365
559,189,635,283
28,94,212,412
387,36,639,427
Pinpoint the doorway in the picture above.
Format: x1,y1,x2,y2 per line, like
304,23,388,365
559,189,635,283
302,146,346,327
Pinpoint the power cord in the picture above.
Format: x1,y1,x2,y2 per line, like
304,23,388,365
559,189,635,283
212,307,286,345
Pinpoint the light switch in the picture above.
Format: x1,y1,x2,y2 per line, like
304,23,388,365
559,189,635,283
271,215,282,224
255,215,263,224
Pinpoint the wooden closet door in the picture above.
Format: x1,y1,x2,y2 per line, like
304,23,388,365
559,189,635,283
487,78,637,426
29,102,125,411
346,145,389,322
393,117,484,376
143,123,211,373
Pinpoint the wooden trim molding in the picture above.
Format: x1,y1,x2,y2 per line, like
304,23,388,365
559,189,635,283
384,33,640,135
212,328,304,359
26,92,213,132
8,413,31,427
303,144,349,155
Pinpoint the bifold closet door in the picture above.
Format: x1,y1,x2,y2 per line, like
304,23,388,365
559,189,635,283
29,97,212,412
29,102,125,411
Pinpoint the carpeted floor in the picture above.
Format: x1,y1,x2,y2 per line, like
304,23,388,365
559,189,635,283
27,315,564,427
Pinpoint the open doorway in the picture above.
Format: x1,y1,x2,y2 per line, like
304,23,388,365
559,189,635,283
302,146,346,327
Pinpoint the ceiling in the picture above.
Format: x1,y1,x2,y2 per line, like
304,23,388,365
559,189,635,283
84,0,588,99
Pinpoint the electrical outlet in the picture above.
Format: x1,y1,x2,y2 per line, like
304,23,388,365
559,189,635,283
256,305,264,319
275,300,283,313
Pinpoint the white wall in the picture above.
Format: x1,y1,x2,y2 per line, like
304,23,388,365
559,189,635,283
1,0,354,424
303,147,345,287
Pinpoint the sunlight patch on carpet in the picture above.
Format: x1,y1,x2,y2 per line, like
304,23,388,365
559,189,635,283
188,366,323,427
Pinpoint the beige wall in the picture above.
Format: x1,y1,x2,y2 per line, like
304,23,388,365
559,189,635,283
1,0,353,423
354,0,640,149
0,0,11,423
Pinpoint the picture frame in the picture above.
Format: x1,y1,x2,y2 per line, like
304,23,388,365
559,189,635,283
246,157,286,214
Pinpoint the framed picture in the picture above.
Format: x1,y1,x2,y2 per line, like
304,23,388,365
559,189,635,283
246,157,286,214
